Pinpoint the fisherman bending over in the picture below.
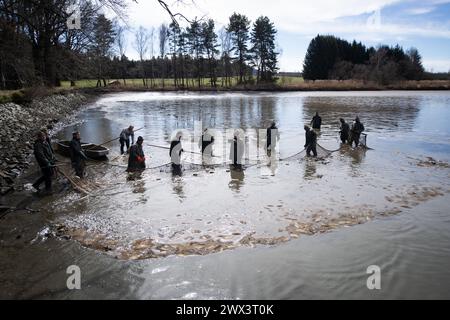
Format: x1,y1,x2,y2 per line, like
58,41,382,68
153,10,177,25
350,117,365,148
199,128,215,157
170,132,184,174
127,136,146,172
339,118,350,144
304,125,318,157
311,112,322,130
120,126,135,155
70,131,88,178
266,121,279,157
32,131,56,193
230,131,245,170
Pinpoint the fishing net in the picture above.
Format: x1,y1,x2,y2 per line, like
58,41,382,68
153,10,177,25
360,134,369,149
280,144,337,162
144,160,261,175
146,161,222,174
86,134,372,179
57,167,105,195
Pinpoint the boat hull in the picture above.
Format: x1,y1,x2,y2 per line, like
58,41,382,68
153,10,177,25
55,141,109,160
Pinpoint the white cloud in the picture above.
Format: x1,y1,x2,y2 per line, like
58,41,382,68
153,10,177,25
423,59,450,72
121,0,450,70
405,7,436,15
126,0,402,29
126,0,450,40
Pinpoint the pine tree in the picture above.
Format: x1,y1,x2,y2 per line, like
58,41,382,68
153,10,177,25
227,13,251,84
250,16,279,83
91,14,116,87
202,19,219,87
187,20,204,88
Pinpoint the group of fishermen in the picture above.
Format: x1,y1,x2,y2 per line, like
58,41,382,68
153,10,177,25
32,130,88,193
303,112,366,157
31,114,366,192
124,113,365,173
124,126,247,173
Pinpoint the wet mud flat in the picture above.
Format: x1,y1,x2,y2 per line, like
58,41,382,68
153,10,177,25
37,149,450,260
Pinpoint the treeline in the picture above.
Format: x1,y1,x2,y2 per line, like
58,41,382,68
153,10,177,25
116,14,278,89
0,0,279,90
303,35,426,84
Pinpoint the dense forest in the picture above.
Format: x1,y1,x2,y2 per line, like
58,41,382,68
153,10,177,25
303,35,426,84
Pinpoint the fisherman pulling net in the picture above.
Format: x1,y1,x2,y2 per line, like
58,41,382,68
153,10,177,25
36,114,372,198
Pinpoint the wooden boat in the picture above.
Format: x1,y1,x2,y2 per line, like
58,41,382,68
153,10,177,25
55,141,110,160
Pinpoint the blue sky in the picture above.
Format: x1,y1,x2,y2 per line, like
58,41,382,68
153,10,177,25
123,0,450,72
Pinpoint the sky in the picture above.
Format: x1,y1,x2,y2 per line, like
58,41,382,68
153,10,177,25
118,0,450,72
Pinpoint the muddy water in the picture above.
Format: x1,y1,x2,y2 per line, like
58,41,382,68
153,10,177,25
1,91,450,299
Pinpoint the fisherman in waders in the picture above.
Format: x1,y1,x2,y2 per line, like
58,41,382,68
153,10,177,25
304,125,318,157
170,132,184,176
199,128,215,157
70,131,88,178
119,126,135,155
127,136,146,172
229,131,245,170
339,118,350,144
41,128,54,155
350,116,365,148
311,112,322,130
266,121,279,157
32,131,56,194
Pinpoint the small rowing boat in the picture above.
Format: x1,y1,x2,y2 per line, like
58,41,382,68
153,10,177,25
55,141,110,160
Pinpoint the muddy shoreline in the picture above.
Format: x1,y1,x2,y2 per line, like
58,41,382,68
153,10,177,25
0,92,97,197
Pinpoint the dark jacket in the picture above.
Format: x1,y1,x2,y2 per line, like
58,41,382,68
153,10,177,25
266,125,279,148
46,136,54,155
69,139,87,164
351,121,365,135
34,140,55,168
229,137,245,165
128,144,146,171
120,128,135,144
170,140,183,165
199,132,214,153
340,122,350,135
304,130,317,148
311,115,322,129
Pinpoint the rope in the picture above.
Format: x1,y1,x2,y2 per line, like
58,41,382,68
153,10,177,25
83,127,145,150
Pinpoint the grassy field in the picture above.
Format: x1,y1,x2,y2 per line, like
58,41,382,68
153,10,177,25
1,78,449,104
59,76,305,89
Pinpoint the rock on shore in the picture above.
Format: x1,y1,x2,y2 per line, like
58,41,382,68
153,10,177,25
0,93,88,195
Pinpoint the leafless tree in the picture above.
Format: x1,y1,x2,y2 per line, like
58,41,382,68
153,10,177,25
219,27,232,87
149,27,156,87
115,22,128,84
133,26,149,86
159,23,169,87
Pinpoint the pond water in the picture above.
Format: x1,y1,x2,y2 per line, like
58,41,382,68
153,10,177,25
1,91,449,299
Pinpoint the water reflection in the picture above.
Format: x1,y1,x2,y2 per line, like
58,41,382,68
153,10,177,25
302,95,421,135
338,145,367,176
171,176,185,201
126,173,147,204
266,155,279,176
228,167,245,192
349,148,367,165
304,159,317,180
